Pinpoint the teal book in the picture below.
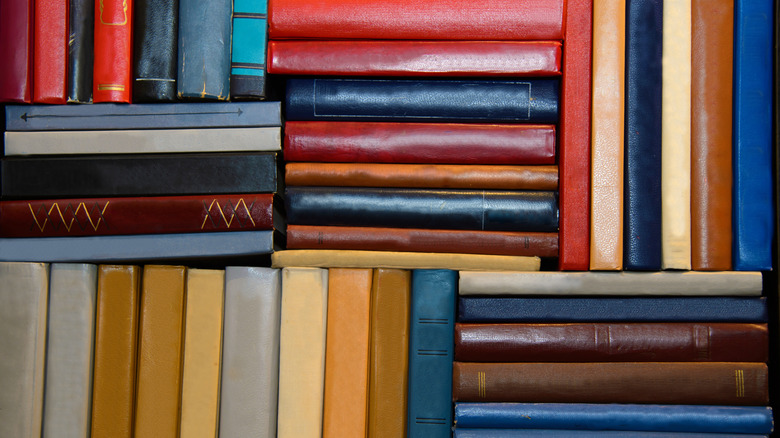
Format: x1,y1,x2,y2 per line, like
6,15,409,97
231,0,267,99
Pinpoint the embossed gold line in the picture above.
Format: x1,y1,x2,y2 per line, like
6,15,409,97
478,371,486,398
236,199,256,226
202,200,217,229
735,369,745,397
28,203,47,232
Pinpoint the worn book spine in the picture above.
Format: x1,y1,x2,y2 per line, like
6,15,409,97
0,1,33,102
133,0,178,102
453,428,770,437
93,0,133,102
231,0,268,98
33,0,68,103
68,0,94,102
178,0,232,100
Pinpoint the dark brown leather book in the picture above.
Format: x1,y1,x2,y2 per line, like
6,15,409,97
454,323,768,362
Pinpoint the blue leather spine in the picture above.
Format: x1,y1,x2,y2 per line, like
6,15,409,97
453,429,768,438
285,78,559,123
624,0,663,270
407,269,457,438
177,0,232,100
231,0,267,98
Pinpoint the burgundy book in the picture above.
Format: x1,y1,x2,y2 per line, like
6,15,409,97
34,0,68,103
0,194,278,237
268,40,562,76
454,323,768,362
93,0,133,102
0,0,34,102
287,225,558,258
284,121,556,164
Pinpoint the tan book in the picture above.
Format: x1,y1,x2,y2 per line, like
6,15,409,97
91,265,140,438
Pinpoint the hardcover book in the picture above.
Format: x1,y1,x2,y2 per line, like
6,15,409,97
178,0,232,100
34,0,68,103
133,0,179,102
453,429,769,438
67,0,94,103
0,1,33,102
231,0,268,98
93,0,133,102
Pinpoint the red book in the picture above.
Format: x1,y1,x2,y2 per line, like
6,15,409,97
93,0,133,102
284,121,556,165
0,194,278,237
34,0,68,103
269,0,565,41
0,0,34,102
558,0,593,270
268,40,562,77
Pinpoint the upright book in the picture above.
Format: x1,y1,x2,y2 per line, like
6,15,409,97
93,0,133,102
68,0,94,102
133,0,179,102
0,1,33,102
178,0,232,99
231,0,268,98
34,0,68,103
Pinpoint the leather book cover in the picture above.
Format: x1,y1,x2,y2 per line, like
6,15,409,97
269,0,565,40
454,323,769,362
231,0,268,98
133,0,178,102
285,78,559,123
624,0,663,270
323,269,373,438
93,0,133,102
269,40,561,76
91,265,140,438
691,0,733,270
0,0,33,102
134,265,186,438
590,0,625,270
68,0,94,103
286,225,559,258
285,163,558,190
34,0,68,103
178,0,232,100
368,269,411,438
558,0,592,271
452,362,769,405
284,121,556,165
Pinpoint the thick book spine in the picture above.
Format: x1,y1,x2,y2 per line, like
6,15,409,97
453,429,770,438
407,270,457,438
34,0,68,103
269,40,562,76
624,0,663,270
178,0,232,100
453,323,769,362
284,121,556,164
93,0,133,102
285,78,560,123
285,187,559,232
0,1,33,102
231,0,268,98
68,0,94,103
286,225,559,258
133,0,179,102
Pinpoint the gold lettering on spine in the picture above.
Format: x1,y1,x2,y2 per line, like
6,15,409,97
735,369,745,397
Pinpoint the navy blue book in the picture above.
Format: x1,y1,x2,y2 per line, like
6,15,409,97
285,78,559,123
285,187,559,232
455,403,774,434
624,0,663,270
453,429,768,438
457,296,768,323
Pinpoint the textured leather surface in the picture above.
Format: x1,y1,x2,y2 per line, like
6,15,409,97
68,0,94,103
231,0,268,98
0,1,33,102
34,0,68,103
178,0,231,99
93,0,133,102
133,0,178,102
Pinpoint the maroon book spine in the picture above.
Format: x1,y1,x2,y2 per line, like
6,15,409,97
284,121,556,164
0,0,34,102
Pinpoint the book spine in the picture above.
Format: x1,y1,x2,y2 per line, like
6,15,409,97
68,0,94,103
34,0,68,103
93,0,133,102
453,429,770,438
0,0,33,102
133,0,179,102
231,0,268,98
178,0,232,100
285,78,560,123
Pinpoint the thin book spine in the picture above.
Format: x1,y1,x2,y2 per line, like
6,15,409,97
231,0,268,98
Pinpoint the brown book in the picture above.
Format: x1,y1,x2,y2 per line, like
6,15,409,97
287,225,558,258
452,362,768,405
454,323,768,362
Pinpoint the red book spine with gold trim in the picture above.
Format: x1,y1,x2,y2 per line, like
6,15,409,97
0,0,34,102
93,0,133,102
34,0,69,103
0,194,276,237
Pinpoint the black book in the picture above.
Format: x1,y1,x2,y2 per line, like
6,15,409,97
133,0,178,102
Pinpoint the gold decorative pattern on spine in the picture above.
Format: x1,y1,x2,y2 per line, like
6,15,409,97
478,371,486,398
28,202,110,232
201,199,256,229
735,369,745,397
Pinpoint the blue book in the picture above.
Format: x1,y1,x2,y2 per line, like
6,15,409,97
457,296,768,323
455,403,774,434
407,270,457,438
453,429,768,438
623,0,663,270
285,78,559,123
231,0,268,98
733,0,774,270
178,0,232,100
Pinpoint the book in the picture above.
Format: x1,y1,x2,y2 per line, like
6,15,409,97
231,0,268,98
90,265,140,438
457,271,764,296
557,0,592,270
457,296,768,323
33,0,68,103
452,362,769,405
285,78,560,123
624,0,663,271
285,187,559,232
590,0,625,270
68,0,94,103
407,269,457,438
0,1,33,102
454,403,774,434
268,0,565,40
134,265,186,438
5,101,282,131
453,323,769,362
0,263,49,438
179,269,225,438
178,0,232,100
367,269,411,438
286,225,559,258
323,269,373,437
93,0,133,102
268,40,562,76
219,267,281,438
42,264,97,438
277,267,329,438
4,127,281,155
452,429,770,438
1,152,279,199
133,0,179,102
0,193,280,237
285,163,558,190
283,121,556,165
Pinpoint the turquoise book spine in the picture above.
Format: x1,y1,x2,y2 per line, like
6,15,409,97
231,0,268,99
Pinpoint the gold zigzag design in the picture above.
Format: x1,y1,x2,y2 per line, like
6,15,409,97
201,199,256,229
28,202,110,232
